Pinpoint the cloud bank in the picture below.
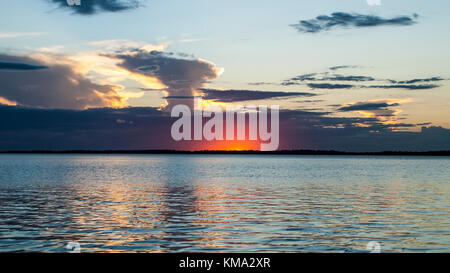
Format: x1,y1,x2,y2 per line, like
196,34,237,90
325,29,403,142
1,105,449,152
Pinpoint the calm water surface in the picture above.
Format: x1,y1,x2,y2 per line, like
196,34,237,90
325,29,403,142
0,154,448,252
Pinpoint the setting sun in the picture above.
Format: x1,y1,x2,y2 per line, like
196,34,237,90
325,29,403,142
200,140,261,151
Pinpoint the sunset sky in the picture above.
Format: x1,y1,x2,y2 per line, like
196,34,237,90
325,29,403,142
0,0,449,151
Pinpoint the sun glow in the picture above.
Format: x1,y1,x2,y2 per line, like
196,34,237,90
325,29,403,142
198,98,230,110
200,140,261,151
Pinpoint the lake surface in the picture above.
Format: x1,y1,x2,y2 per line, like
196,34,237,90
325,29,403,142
0,154,448,253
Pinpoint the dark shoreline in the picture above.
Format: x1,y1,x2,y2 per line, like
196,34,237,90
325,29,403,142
0,150,449,156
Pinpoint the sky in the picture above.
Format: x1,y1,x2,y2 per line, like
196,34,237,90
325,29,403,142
0,0,449,151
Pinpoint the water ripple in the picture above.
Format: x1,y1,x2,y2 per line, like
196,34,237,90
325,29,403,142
0,154,449,252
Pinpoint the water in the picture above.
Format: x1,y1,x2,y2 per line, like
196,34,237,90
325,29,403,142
0,154,448,253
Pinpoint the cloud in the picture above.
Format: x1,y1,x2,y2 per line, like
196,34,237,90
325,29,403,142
282,68,444,91
282,72,374,86
197,89,316,103
307,83,355,89
282,73,318,84
0,61,48,71
48,0,142,15
417,122,432,126
335,99,411,128
329,65,359,71
323,75,375,82
279,112,450,152
110,49,223,109
0,105,174,150
368,84,439,90
338,102,399,112
297,99,325,103
388,77,444,84
0,54,125,109
290,12,418,33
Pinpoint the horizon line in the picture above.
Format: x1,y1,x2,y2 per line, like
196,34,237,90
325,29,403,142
1,150,449,156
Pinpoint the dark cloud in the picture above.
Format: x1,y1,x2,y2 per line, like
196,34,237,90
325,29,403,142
297,99,325,103
48,0,141,15
279,109,449,151
110,50,222,109
338,102,399,112
417,122,432,126
335,100,405,130
323,75,375,82
307,83,355,89
282,73,318,85
329,65,359,71
198,89,316,103
0,54,125,109
282,73,374,86
291,12,418,33
368,84,439,90
0,61,48,71
281,81,297,86
389,77,444,84
283,69,444,91
380,123,417,128
0,105,173,150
